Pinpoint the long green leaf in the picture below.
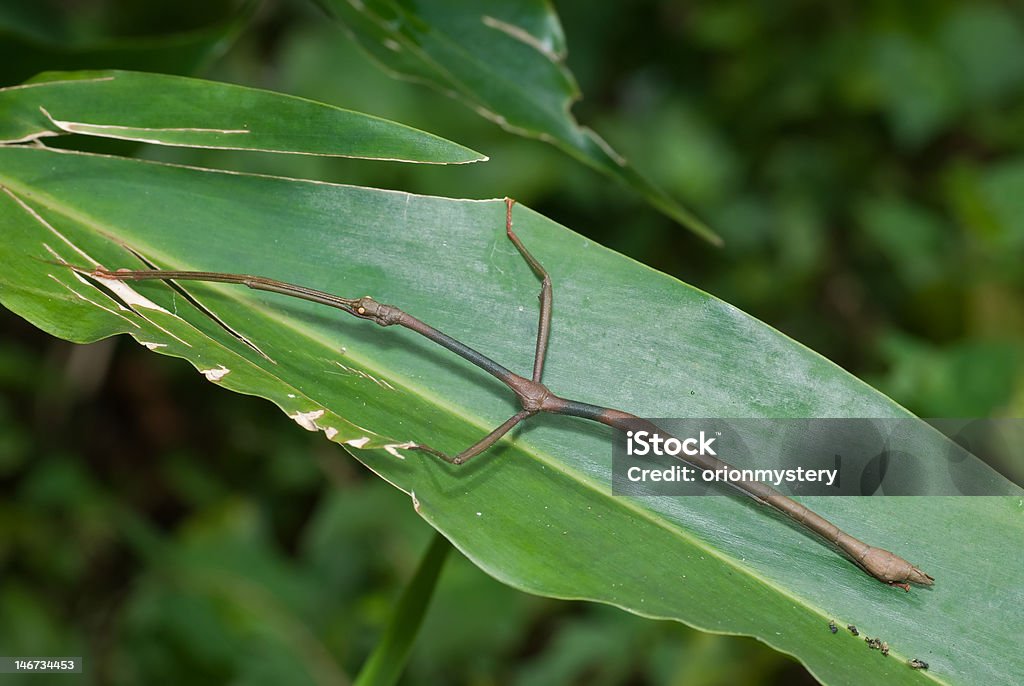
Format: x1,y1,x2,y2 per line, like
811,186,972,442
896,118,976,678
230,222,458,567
315,0,721,244
1,146,1020,685
0,70,484,163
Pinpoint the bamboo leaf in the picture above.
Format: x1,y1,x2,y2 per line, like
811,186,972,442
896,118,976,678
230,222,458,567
0,70,484,163
316,0,720,244
1,145,1020,685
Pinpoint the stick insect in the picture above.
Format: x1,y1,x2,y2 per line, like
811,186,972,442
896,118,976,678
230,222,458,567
74,199,934,591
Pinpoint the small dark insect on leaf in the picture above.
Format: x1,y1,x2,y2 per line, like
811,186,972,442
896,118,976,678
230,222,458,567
881,642,890,657
828,620,838,634
865,637,882,650
909,658,929,670
848,624,859,636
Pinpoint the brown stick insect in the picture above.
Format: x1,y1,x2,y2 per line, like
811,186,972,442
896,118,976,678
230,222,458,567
72,199,934,591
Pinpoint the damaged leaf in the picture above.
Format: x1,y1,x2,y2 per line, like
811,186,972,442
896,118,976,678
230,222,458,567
317,0,720,243
0,69,485,163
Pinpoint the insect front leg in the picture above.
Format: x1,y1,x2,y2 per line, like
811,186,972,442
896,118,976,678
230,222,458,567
411,410,533,465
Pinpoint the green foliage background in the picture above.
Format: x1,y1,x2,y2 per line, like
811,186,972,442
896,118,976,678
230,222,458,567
1,1,1022,684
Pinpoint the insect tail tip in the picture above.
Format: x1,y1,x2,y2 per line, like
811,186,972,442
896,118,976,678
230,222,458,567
910,567,935,586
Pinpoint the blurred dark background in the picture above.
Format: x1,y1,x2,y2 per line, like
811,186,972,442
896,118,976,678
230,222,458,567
1,0,1022,684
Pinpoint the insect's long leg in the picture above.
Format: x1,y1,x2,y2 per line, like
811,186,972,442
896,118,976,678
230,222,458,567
75,265,522,386
413,410,532,465
503,198,553,383
83,268,364,314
